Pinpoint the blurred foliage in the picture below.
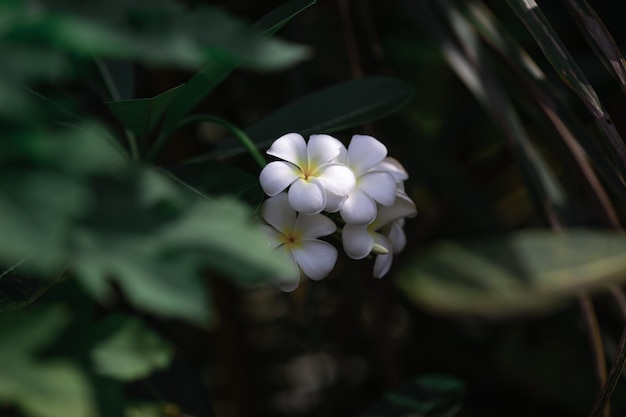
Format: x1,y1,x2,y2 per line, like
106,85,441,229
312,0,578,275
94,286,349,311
3,0,626,417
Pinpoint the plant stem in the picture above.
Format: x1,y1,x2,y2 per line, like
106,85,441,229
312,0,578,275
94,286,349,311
148,114,266,169
579,294,609,417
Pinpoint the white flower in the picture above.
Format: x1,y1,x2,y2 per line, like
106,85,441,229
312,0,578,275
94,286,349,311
259,133,356,214
335,135,397,225
261,193,338,291
373,157,409,184
342,192,417,278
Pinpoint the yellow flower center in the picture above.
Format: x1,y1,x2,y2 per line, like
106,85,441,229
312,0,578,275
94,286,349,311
279,228,302,249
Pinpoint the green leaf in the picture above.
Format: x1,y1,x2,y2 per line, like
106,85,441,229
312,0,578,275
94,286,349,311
0,259,65,311
0,358,93,417
91,316,172,381
206,77,415,159
160,0,316,137
106,85,183,139
0,305,69,354
0,305,94,417
165,162,264,209
253,0,317,35
361,374,464,417
398,229,626,316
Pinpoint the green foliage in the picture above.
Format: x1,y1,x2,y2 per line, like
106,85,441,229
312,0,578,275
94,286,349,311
91,316,172,381
166,162,264,209
398,230,626,316
208,76,415,159
106,0,316,143
0,306,93,417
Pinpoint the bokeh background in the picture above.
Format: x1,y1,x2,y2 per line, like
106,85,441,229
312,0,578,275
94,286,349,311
118,1,626,417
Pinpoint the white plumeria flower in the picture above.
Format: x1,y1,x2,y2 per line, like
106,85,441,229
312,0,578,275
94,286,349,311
334,135,397,225
261,193,338,291
374,156,409,184
259,133,356,215
342,192,417,278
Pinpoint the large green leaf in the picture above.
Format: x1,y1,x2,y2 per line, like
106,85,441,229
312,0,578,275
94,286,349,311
91,316,172,381
398,230,626,316
165,162,264,209
0,124,123,273
205,76,415,160
361,374,464,417
72,167,296,324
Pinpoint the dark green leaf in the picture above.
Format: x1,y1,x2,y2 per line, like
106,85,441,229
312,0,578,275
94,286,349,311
0,305,93,417
0,259,65,311
207,77,414,159
398,230,626,316
361,374,464,417
165,162,263,209
0,305,69,354
253,0,316,35
91,316,172,381
106,85,184,138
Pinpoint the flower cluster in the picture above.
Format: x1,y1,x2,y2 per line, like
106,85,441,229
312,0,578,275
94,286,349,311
259,133,416,290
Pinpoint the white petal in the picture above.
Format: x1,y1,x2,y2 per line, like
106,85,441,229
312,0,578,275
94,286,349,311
307,134,345,166
373,234,393,278
288,178,326,214
359,171,397,206
274,245,301,292
340,189,377,225
266,133,307,167
372,192,417,230
261,193,297,233
295,212,336,239
342,224,374,260
259,161,300,196
374,157,408,182
347,135,387,175
324,191,347,213
386,220,407,253
293,240,338,280
316,164,355,197
332,145,348,165
260,224,285,249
